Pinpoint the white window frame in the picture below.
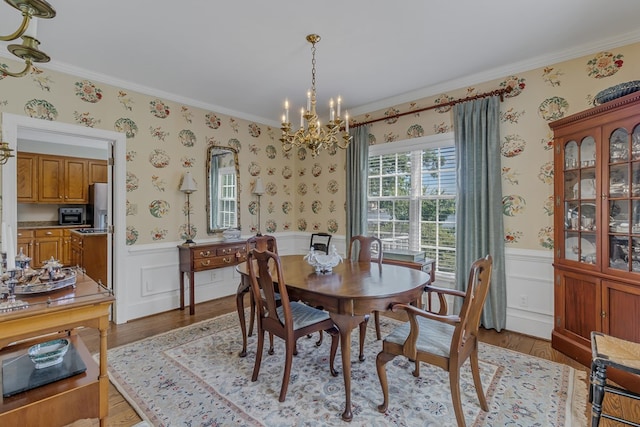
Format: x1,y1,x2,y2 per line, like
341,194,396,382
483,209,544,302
368,132,455,279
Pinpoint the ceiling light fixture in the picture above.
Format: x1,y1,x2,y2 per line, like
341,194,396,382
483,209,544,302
280,34,351,158
0,0,56,78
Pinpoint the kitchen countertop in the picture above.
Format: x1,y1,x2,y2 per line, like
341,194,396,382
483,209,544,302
17,222,91,230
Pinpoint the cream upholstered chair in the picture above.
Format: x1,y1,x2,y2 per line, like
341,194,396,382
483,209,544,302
376,255,492,427
589,331,640,426
247,239,339,402
348,235,383,361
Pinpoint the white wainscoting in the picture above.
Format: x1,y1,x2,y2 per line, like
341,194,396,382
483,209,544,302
504,247,554,340
118,235,555,341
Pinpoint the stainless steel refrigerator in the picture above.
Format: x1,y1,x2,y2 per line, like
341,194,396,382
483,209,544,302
88,183,108,229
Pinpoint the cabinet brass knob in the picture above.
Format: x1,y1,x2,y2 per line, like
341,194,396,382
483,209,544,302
223,257,231,263
201,260,211,266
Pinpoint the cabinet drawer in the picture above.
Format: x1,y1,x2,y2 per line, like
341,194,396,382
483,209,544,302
217,245,246,256
193,247,217,259
35,229,64,238
192,255,238,271
17,229,35,238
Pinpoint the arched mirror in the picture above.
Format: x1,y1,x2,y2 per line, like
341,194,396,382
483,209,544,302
206,145,240,233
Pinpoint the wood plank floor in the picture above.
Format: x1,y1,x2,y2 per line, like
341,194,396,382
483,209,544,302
71,294,640,426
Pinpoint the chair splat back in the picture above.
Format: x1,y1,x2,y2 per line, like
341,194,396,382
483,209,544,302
453,256,493,353
348,235,383,264
247,248,290,330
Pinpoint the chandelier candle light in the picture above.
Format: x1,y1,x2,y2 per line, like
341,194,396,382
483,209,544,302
280,34,351,158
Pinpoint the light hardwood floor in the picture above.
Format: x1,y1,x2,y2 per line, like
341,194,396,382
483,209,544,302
72,294,640,426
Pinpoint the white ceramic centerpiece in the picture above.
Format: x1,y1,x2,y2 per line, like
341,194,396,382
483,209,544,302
304,245,342,274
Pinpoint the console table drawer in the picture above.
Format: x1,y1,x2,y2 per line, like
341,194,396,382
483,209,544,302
192,255,237,270
217,245,245,256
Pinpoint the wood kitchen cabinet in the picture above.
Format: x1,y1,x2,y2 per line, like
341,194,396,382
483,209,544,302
70,230,108,286
17,152,90,204
88,160,108,184
16,152,38,203
549,90,640,392
16,228,34,259
17,227,88,268
33,228,63,267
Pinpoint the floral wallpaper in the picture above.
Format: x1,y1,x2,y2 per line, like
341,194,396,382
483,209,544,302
350,41,640,251
1,40,640,250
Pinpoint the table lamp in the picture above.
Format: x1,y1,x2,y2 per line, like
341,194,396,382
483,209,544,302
180,172,197,245
253,177,265,235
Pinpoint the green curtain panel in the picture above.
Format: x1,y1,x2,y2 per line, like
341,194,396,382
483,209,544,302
453,96,506,331
346,125,370,251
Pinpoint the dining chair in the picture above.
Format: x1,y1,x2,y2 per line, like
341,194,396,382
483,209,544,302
376,254,493,427
589,331,640,427
310,232,332,254
247,243,339,402
246,234,279,338
348,235,383,361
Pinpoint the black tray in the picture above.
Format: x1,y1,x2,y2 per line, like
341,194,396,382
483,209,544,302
2,342,87,397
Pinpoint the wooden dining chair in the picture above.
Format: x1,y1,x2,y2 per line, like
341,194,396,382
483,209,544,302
247,244,339,402
376,254,493,427
348,235,383,361
310,232,332,254
246,234,279,338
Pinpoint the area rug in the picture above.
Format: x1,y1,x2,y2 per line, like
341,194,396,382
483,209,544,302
104,311,587,426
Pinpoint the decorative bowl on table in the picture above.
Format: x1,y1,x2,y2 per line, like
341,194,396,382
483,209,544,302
304,245,342,274
28,338,70,369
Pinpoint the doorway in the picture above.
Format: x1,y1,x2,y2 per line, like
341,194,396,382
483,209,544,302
1,113,127,322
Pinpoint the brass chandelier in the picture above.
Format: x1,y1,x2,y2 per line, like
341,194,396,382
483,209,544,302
0,0,56,78
280,34,351,158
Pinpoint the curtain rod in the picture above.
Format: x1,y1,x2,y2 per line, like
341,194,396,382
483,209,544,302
351,86,513,129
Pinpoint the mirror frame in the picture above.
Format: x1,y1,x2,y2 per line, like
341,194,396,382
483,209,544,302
206,145,240,234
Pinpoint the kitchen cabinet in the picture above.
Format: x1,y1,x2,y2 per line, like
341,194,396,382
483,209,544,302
16,152,38,203
88,160,108,184
17,152,89,204
16,228,34,260
549,90,640,392
70,230,108,286
33,228,63,267
17,226,88,268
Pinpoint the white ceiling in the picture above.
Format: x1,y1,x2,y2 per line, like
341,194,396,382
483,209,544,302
2,0,640,126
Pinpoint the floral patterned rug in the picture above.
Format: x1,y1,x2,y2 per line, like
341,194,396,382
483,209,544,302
105,311,587,426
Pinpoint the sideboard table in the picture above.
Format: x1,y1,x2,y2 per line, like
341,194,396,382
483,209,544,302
0,274,114,426
178,240,248,315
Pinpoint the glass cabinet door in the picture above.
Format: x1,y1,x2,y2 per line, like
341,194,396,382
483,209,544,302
563,136,597,264
607,123,640,272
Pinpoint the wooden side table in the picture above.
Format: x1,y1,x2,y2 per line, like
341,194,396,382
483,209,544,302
178,240,248,315
0,276,114,426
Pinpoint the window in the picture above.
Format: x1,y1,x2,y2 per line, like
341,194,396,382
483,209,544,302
367,133,456,274
217,167,237,228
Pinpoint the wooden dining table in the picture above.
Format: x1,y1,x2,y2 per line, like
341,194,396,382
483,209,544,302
235,254,432,422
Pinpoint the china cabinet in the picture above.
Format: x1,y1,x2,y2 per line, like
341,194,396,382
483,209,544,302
550,91,640,392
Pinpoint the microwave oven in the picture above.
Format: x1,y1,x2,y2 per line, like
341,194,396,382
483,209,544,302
59,207,84,225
